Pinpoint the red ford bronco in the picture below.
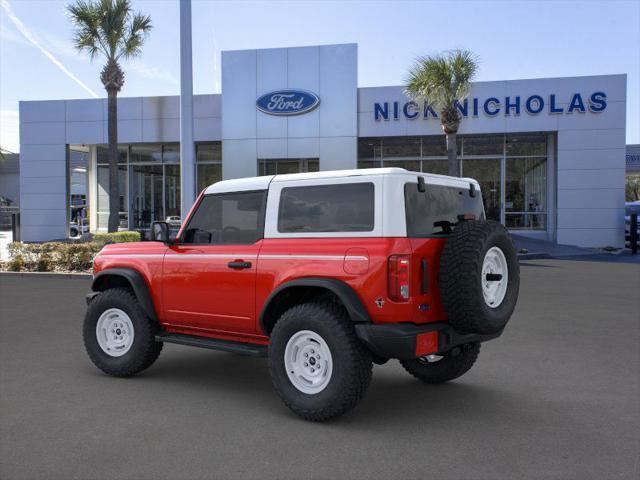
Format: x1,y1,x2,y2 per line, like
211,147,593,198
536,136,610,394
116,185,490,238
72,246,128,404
84,168,519,421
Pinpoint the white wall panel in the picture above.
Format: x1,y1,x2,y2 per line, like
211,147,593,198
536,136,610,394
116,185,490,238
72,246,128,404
556,148,625,170
257,138,287,159
66,121,103,144
222,49,257,139
102,97,143,120
142,96,179,119
20,122,65,145
288,137,319,158
287,46,320,139
112,119,144,144
222,139,257,179
557,209,624,230
557,188,624,209
319,44,357,137
142,118,180,142
319,137,357,171
194,94,221,118
558,168,625,190
19,144,67,162
558,129,625,151
20,100,65,123
257,48,287,139
66,99,103,122
194,117,221,142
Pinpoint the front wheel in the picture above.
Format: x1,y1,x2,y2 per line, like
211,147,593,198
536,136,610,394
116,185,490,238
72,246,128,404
268,302,373,421
400,344,480,384
83,288,162,377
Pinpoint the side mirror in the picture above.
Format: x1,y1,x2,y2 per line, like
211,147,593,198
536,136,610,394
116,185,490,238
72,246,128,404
151,221,170,243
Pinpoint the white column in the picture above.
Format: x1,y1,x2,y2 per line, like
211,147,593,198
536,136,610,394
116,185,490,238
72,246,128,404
179,0,195,218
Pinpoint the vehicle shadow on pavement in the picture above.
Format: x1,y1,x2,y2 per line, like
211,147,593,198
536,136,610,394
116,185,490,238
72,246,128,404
100,347,538,428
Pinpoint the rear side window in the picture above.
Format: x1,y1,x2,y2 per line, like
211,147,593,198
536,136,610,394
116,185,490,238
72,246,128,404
278,183,375,233
404,183,485,237
182,190,267,244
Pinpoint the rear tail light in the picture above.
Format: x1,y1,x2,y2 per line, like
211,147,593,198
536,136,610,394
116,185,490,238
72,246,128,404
388,255,410,302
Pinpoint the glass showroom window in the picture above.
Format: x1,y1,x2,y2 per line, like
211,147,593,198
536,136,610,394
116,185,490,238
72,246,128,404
258,158,319,176
96,145,128,230
357,137,449,175
358,133,549,231
196,143,222,193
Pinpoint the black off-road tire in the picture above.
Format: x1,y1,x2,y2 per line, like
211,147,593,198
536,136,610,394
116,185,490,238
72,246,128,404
268,302,373,421
438,220,519,334
400,344,480,384
83,288,163,377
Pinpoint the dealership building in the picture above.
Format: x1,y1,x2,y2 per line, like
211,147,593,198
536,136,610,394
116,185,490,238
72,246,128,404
19,43,627,246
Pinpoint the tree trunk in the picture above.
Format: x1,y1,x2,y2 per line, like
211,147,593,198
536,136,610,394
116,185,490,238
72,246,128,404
107,90,120,233
446,132,460,177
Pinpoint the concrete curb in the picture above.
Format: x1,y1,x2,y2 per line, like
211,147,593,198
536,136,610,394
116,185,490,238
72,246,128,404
0,271,91,279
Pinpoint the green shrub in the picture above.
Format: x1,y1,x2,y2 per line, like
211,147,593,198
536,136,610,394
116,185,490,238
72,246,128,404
93,231,140,245
4,241,102,272
8,255,24,272
36,253,52,272
59,243,102,271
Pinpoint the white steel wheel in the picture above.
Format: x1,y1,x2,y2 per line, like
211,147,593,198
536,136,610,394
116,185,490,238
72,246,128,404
481,246,509,308
284,330,333,395
95,308,135,357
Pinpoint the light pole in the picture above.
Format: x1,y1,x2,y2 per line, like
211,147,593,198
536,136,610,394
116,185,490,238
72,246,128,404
179,0,195,219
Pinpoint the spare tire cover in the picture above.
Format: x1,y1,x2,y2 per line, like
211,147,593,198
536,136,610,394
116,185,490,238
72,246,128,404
438,220,519,334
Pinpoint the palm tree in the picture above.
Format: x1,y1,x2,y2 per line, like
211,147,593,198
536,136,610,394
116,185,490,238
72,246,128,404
68,0,152,232
405,50,478,177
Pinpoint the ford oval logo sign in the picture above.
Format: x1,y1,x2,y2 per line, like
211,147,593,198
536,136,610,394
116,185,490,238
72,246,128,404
256,90,320,116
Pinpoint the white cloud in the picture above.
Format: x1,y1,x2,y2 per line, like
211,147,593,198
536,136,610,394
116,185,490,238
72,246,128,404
0,0,99,98
0,110,19,153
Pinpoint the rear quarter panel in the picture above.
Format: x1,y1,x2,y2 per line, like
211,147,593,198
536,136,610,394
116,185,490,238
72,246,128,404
256,237,446,328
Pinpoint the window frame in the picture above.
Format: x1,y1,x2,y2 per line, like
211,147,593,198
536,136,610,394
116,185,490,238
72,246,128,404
177,189,268,246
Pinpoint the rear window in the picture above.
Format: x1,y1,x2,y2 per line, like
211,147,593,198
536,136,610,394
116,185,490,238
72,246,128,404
278,183,375,233
404,182,485,237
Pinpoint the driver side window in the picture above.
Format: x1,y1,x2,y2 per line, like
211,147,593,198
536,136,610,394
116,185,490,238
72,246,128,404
181,190,267,245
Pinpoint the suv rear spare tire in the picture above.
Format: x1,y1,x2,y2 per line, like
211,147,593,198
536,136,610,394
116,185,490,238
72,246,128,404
438,220,519,334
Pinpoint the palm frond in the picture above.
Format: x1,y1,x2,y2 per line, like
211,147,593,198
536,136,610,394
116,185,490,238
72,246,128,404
68,0,151,64
405,49,479,113
118,12,152,60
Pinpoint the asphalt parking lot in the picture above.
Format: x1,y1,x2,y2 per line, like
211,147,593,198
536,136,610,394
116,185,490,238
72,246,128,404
1,259,638,480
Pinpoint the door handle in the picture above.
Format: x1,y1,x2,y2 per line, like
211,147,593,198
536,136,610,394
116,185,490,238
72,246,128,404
227,260,252,270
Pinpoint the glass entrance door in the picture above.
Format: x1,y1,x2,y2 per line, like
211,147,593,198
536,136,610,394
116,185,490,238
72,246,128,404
462,158,502,222
130,164,163,229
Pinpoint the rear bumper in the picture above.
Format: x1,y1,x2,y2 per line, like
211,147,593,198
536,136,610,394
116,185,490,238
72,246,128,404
354,322,502,360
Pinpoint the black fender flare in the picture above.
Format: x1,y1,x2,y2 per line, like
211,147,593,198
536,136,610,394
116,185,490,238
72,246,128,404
91,268,158,322
259,277,371,334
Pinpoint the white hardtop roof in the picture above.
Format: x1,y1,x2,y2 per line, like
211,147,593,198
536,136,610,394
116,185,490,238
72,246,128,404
204,168,479,194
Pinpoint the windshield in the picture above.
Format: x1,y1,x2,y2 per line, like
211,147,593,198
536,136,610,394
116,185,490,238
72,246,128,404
404,182,485,237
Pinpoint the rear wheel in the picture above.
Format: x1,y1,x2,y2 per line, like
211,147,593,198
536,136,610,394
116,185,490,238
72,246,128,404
83,288,162,377
400,344,480,384
268,302,372,421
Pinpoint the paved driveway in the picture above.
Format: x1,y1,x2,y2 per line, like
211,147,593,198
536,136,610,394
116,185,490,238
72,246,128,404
1,259,638,480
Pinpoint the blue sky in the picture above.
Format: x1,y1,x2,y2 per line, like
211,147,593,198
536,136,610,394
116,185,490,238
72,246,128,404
1,0,638,152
